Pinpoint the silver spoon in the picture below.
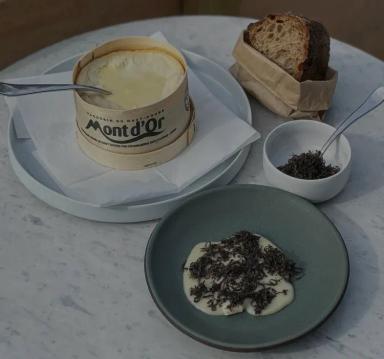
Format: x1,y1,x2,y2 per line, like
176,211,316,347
0,82,111,96
321,86,384,154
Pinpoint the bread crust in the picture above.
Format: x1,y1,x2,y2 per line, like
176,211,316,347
302,19,330,81
244,14,329,81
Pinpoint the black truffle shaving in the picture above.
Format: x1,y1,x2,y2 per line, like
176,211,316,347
184,231,303,314
278,150,340,180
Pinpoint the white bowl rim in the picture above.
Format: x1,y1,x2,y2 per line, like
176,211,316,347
263,119,352,184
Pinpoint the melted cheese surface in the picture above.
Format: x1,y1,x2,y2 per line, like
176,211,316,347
76,50,184,110
183,237,294,316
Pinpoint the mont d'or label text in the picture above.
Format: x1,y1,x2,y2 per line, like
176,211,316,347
84,115,167,145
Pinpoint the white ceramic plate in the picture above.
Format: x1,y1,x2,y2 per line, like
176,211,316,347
8,50,254,222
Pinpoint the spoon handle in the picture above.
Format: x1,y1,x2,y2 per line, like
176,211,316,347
0,82,110,96
321,86,384,154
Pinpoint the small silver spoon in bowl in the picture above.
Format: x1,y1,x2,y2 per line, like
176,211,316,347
321,86,384,154
0,82,111,96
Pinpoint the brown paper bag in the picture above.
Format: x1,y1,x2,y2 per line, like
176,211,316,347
230,32,338,119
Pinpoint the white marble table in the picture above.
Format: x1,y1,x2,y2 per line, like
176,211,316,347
0,15,384,359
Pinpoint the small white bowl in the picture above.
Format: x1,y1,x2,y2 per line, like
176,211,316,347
263,120,352,203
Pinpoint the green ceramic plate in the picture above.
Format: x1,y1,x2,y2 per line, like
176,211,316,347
144,185,349,351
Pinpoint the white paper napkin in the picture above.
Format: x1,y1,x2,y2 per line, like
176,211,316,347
6,34,260,206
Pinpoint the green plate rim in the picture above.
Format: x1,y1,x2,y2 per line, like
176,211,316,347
144,184,350,351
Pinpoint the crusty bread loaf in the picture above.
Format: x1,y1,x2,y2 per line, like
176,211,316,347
244,14,330,81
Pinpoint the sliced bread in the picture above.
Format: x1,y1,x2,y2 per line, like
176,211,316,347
244,14,330,81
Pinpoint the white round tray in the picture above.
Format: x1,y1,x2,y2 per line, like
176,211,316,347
8,50,254,222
